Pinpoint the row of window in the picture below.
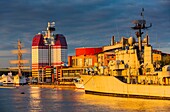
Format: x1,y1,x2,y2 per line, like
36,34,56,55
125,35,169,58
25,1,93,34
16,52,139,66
72,58,93,67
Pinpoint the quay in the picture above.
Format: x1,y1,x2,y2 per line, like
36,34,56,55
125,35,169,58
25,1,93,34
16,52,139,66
29,84,76,89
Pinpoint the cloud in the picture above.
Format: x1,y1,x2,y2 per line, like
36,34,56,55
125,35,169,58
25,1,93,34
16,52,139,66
0,0,169,67
0,50,13,57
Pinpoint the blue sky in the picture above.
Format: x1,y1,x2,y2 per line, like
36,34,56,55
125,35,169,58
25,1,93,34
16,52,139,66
0,0,169,67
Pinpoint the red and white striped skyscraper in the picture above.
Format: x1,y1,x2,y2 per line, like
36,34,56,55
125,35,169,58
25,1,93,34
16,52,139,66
32,22,67,79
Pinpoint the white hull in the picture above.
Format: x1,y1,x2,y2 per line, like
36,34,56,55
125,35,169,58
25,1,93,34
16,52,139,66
81,75,170,100
74,83,84,89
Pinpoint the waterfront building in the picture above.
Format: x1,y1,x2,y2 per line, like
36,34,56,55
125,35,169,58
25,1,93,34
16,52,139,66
32,22,67,82
61,47,102,81
71,47,102,68
152,49,162,63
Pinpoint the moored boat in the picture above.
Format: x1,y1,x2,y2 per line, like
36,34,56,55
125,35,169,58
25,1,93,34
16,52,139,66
0,72,27,86
74,78,84,89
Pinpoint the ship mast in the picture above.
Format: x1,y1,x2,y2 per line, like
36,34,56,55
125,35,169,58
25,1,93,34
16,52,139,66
17,40,22,76
10,40,29,76
131,8,152,62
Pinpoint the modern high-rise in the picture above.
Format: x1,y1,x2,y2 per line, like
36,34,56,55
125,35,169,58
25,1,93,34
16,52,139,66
32,22,67,79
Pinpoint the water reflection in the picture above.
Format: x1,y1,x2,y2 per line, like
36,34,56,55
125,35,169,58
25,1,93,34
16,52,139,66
76,92,170,112
2,86,170,112
29,87,42,111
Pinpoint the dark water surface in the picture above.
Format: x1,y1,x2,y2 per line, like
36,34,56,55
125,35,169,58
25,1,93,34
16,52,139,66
1,86,170,112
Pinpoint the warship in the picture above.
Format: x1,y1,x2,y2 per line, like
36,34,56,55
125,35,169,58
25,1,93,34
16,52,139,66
81,9,170,100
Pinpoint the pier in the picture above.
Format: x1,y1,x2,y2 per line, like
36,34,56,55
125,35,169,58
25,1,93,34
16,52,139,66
29,84,76,89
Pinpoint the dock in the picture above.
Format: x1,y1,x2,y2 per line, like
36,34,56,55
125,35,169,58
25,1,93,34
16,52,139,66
29,84,76,89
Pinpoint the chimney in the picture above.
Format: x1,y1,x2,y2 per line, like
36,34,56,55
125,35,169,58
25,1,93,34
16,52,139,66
146,34,149,46
111,36,115,45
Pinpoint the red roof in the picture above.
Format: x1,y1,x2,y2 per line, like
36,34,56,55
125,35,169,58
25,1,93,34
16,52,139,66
32,34,67,49
32,34,44,46
54,34,67,48
75,47,102,56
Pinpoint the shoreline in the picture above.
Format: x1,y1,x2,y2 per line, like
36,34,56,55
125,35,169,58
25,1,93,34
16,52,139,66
29,84,76,89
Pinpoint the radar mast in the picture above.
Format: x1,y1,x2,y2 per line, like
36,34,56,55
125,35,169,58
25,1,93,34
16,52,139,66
131,8,152,52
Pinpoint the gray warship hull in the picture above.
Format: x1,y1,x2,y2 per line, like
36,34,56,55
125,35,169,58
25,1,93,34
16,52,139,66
81,75,170,100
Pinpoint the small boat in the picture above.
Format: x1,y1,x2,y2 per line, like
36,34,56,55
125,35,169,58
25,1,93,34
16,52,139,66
0,73,27,86
74,78,84,89
0,73,14,85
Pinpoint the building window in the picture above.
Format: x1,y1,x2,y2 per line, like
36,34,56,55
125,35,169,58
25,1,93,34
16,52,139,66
85,58,92,66
72,59,75,66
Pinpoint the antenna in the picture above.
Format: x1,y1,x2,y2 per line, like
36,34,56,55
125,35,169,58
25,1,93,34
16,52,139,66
156,33,160,50
116,24,120,40
141,8,144,20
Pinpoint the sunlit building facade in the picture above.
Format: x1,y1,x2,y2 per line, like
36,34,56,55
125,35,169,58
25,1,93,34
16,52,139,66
152,49,162,63
32,22,67,78
68,47,102,68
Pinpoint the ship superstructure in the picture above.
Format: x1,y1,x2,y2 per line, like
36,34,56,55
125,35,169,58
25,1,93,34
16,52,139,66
32,22,67,81
80,9,170,99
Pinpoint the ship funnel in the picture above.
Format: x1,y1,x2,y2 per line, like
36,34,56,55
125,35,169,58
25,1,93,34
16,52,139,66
146,34,149,46
143,34,149,46
111,36,115,45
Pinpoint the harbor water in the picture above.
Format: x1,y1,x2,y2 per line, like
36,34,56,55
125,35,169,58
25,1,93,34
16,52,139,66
0,86,170,112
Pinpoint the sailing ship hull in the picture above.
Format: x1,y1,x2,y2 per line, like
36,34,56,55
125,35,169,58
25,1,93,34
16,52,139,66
81,75,170,100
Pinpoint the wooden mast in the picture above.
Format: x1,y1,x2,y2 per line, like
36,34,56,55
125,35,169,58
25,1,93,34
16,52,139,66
10,40,29,76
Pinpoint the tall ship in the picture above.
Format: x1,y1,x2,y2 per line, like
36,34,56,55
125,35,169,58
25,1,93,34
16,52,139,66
80,9,170,100
0,40,29,86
